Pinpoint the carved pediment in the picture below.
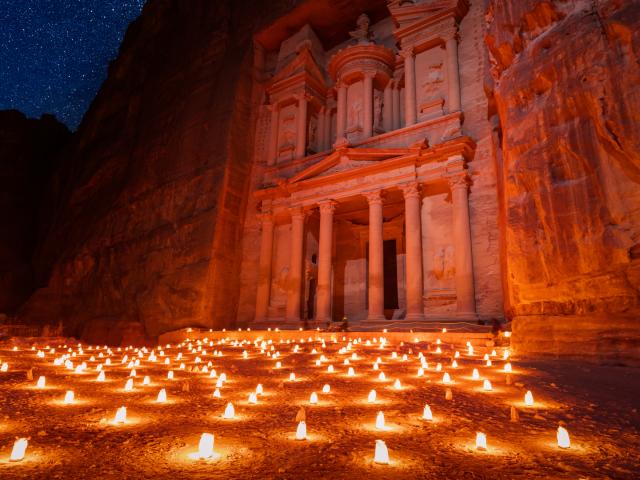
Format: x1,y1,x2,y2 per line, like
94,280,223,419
387,0,469,31
268,45,327,96
287,148,410,184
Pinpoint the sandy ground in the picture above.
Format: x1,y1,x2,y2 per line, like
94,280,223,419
0,336,638,479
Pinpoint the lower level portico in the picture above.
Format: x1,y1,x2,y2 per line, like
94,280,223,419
252,136,477,328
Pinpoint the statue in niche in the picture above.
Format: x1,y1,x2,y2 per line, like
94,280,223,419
272,265,289,301
349,14,375,45
373,91,383,129
279,115,296,148
348,97,363,129
421,62,444,101
308,115,318,151
432,245,455,280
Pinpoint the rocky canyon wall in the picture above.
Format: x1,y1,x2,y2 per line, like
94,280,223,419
0,111,70,316
17,0,292,344
486,0,640,362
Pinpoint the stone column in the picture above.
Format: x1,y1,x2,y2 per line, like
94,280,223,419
401,48,417,126
324,107,332,149
363,72,374,138
449,173,476,316
335,82,347,144
392,81,400,130
295,93,309,159
365,190,385,321
267,104,279,166
383,81,393,132
402,183,425,321
316,200,337,323
317,107,326,152
286,206,306,322
255,211,275,321
445,34,461,113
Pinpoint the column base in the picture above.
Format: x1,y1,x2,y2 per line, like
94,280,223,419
366,314,387,322
333,137,349,149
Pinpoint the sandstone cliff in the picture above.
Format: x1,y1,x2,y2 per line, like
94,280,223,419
18,0,293,344
0,110,70,315
486,0,640,361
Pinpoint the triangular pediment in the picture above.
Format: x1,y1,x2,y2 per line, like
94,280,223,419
271,46,325,86
388,0,468,30
287,148,411,185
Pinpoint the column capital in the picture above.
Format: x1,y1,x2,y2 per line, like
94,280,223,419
401,182,422,199
442,26,459,43
318,200,337,214
258,212,274,224
295,92,313,103
363,70,377,80
364,190,384,205
289,206,307,219
448,174,470,192
399,46,415,59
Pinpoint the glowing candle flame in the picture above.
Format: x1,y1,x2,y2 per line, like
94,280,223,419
275,361,282,369
295,421,307,440
157,388,167,403
436,363,442,372
97,371,106,382
524,390,534,406
223,402,235,419
368,390,377,403
1,362,8,372
378,372,386,381
197,433,215,458
375,411,386,430
451,360,458,368
36,376,46,389
248,392,258,404
442,372,451,384
213,388,221,398
143,376,150,385
168,371,174,380
476,432,487,450
322,384,330,393
327,365,334,373
393,379,401,390
472,368,480,380
289,372,296,381
486,359,492,367
114,406,127,424
417,367,424,377
124,378,134,391
309,392,318,404
63,390,74,404
435,347,442,354
10,438,28,461
483,379,492,391
256,384,263,395
129,369,136,377
215,378,223,388
373,363,379,371
504,362,512,373
557,426,570,449
347,367,355,377
422,404,433,421
373,439,389,464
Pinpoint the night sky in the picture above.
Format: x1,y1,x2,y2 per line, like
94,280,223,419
0,0,146,130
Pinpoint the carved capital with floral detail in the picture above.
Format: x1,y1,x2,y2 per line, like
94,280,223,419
318,200,337,214
448,174,470,192
364,190,384,206
401,182,421,200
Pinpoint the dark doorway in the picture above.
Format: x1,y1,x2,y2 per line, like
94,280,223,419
307,278,316,320
383,239,399,310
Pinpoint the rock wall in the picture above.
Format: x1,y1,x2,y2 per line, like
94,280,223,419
0,111,70,315
18,0,292,344
486,0,640,361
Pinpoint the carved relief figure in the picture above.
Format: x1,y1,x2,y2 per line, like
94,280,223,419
421,63,444,101
373,91,383,129
279,115,296,149
348,97,363,129
308,115,318,151
432,245,455,280
349,14,375,44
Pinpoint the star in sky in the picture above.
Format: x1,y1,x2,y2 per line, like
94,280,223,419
0,0,146,130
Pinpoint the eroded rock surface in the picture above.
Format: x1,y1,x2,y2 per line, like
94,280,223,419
486,0,640,361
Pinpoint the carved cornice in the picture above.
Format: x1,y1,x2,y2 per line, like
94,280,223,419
328,44,396,83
